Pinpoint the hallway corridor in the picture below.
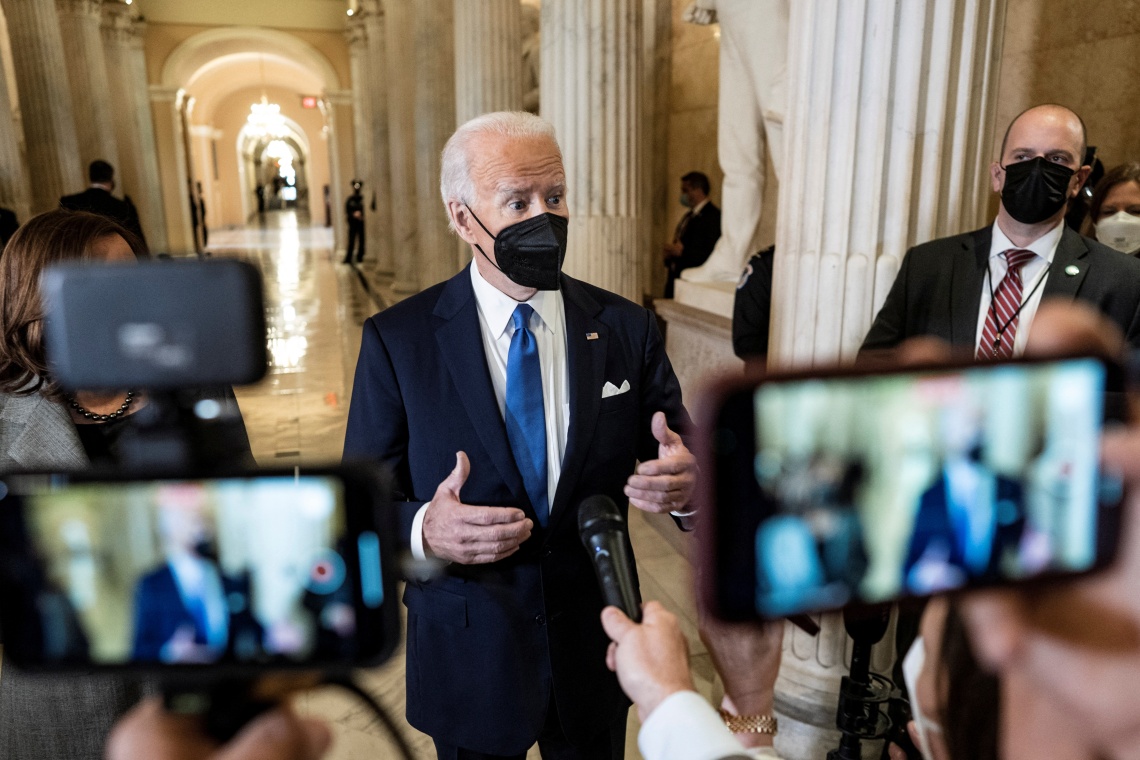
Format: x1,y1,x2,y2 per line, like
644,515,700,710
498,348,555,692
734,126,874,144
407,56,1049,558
208,213,714,760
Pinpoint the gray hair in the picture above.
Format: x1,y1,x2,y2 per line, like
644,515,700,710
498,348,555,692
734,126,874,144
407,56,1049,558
440,111,560,231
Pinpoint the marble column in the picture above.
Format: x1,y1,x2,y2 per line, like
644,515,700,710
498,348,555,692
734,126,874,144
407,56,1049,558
415,0,458,289
766,2,1007,758
101,2,167,249
359,0,395,274
382,0,419,293
0,28,30,223
453,0,523,125
56,0,119,171
541,0,645,302
0,0,83,213
345,15,372,262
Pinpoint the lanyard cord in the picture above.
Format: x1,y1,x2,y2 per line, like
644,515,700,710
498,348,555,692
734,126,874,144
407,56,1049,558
985,257,1051,347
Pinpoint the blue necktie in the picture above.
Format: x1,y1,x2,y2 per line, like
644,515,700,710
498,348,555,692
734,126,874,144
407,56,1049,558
505,304,549,526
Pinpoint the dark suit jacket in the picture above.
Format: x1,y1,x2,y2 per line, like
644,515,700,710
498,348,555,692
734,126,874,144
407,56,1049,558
343,265,688,754
861,225,1140,353
60,187,148,252
904,470,1025,583
0,208,17,250
666,202,722,297
131,564,262,662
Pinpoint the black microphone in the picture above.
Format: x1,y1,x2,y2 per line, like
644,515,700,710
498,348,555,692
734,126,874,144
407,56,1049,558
578,495,642,623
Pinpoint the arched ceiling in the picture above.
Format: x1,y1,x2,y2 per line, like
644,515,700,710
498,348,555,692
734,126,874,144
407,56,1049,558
187,52,325,123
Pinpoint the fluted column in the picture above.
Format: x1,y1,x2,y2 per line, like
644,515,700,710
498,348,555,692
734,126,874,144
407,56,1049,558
414,0,457,289
541,0,644,302
345,15,372,262
101,2,166,249
359,0,394,273
56,0,118,171
454,0,523,124
0,25,30,223
382,0,419,293
767,2,1007,758
0,0,83,213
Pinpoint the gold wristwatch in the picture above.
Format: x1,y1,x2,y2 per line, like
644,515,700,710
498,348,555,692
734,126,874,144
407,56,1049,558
717,709,778,735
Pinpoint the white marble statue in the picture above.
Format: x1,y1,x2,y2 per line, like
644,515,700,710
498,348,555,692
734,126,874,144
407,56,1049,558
681,0,789,284
521,3,541,113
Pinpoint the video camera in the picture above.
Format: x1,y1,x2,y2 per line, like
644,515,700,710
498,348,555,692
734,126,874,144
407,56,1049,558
695,354,1128,758
0,260,402,743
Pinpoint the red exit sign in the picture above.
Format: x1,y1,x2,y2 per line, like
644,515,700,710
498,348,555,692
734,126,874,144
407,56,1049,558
301,96,319,109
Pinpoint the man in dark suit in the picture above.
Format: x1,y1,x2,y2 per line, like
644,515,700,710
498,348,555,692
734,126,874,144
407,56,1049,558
60,160,148,253
862,104,1140,356
663,171,722,298
131,486,262,663
903,406,1025,594
344,111,697,760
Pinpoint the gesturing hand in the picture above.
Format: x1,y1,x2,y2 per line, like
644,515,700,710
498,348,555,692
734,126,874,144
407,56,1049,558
625,411,697,513
422,452,534,564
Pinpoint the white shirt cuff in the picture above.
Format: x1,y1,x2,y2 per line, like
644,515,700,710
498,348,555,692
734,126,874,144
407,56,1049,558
640,691,776,760
410,502,431,561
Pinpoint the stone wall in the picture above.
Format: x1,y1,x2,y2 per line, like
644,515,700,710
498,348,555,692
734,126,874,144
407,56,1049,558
995,0,1140,168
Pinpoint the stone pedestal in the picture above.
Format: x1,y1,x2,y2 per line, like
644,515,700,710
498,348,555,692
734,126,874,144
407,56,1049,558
414,0,458,290
56,0,118,171
359,0,395,274
102,2,167,249
653,299,741,400
453,0,523,124
541,0,645,303
767,2,1008,758
0,0,82,214
382,0,420,293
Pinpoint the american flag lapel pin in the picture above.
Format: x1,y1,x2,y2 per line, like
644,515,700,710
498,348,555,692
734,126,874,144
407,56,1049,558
586,332,599,341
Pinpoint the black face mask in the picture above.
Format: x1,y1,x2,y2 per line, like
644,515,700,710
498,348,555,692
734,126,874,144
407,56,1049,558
466,207,569,291
1000,156,1075,225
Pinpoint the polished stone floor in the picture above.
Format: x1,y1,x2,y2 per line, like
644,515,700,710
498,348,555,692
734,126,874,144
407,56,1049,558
210,213,715,760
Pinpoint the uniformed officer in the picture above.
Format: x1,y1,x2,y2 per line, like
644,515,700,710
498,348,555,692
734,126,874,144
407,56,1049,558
731,245,774,367
343,179,365,264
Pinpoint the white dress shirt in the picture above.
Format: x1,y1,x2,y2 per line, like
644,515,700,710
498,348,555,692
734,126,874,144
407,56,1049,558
974,219,1066,357
639,691,782,760
410,263,570,558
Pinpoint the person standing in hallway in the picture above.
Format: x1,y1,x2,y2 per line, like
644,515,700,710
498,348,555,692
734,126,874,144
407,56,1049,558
343,179,365,264
60,160,148,254
344,111,698,760
861,104,1140,356
663,172,722,299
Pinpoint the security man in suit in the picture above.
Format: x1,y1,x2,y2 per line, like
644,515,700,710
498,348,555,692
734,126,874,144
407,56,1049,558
663,171,722,298
862,104,1140,356
60,160,147,253
344,111,698,760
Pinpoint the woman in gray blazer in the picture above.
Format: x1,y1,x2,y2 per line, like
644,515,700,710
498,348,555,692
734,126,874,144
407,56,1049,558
0,210,251,759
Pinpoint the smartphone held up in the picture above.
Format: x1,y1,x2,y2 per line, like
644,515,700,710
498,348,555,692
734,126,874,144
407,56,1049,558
698,355,1126,622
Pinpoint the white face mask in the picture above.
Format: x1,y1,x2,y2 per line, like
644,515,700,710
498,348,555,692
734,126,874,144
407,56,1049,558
1096,210,1140,255
902,637,944,759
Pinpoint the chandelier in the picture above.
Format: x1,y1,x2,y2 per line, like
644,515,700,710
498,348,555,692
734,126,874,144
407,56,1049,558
246,96,288,139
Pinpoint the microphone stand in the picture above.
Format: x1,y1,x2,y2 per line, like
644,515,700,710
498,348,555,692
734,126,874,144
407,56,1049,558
827,606,893,760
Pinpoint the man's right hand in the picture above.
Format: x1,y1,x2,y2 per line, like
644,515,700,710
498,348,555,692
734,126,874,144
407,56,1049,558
421,452,534,564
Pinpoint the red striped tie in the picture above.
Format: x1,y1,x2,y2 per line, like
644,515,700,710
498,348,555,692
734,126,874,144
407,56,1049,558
977,249,1038,360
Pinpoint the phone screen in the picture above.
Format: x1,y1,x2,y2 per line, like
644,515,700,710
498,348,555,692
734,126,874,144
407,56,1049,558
0,472,393,669
709,357,1124,620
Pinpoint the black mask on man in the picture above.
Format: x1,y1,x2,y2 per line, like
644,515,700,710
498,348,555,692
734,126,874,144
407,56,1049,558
466,206,569,291
1000,156,1075,225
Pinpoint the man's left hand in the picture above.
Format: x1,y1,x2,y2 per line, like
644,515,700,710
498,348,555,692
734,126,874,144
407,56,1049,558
624,411,697,513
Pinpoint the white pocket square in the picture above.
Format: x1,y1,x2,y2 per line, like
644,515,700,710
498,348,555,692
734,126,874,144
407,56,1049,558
601,380,631,398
